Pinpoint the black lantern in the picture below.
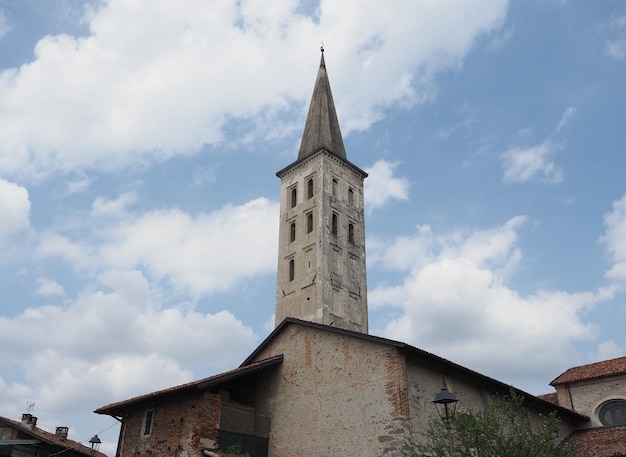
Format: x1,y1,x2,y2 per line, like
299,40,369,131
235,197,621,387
433,387,458,457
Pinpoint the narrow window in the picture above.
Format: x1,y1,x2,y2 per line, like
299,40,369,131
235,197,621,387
307,178,314,199
332,178,338,198
348,188,354,206
290,222,296,242
288,259,295,282
348,223,354,243
331,213,338,235
290,187,297,208
143,410,154,436
307,212,313,233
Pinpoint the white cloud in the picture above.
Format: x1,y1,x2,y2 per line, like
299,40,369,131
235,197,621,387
364,159,410,210
37,196,279,296
501,107,577,184
91,192,137,219
486,26,514,51
36,277,66,296
605,15,626,61
369,216,526,284
601,194,626,281
0,178,31,238
0,11,11,39
0,0,508,180
0,269,258,433
502,139,563,184
594,340,624,361
370,216,604,387
554,106,576,133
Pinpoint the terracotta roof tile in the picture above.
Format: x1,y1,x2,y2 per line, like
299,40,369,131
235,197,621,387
567,426,626,457
551,356,626,386
537,392,559,405
0,416,107,457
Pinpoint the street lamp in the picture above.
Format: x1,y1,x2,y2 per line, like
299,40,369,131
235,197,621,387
88,435,101,457
433,387,459,457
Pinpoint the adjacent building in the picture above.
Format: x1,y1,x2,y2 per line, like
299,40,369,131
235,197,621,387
0,413,106,457
543,356,626,456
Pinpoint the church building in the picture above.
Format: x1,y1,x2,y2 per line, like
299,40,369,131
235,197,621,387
95,51,626,457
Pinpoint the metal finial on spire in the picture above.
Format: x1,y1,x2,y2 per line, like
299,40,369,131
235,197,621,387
320,41,324,53
320,41,326,67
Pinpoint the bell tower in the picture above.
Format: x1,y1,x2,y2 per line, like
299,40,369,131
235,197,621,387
275,49,368,333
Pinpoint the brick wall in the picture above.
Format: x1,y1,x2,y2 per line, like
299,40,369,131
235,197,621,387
119,391,221,457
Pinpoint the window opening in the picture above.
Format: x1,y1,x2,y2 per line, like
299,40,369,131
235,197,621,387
348,223,354,243
143,410,154,436
290,222,296,242
331,213,338,235
599,400,626,426
332,178,338,198
288,259,295,282
290,187,297,208
348,188,354,206
307,178,314,199
307,212,313,233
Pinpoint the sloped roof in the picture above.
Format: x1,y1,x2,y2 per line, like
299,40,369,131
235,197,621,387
0,416,106,457
94,355,283,416
567,425,626,457
551,355,626,386
242,317,589,423
297,49,346,162
537,392,559,405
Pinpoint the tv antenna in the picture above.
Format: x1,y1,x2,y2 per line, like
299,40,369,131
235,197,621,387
26,401,35,413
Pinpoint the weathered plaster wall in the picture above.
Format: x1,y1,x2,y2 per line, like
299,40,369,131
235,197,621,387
555,374,626,427
252,325,409,457
275,150,368,333
406,360,578,446
118,391,221,457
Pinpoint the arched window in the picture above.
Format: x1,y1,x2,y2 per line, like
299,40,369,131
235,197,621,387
307,178,314,199
599,400,626,426
348,188,354,206
307,212,313,233
290,222,296,242
288,259,295,282
348,223,354,243
290,187,297,208
332,178,338,198
331,213,338,235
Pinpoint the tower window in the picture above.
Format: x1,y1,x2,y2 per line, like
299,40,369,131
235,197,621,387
288,259,295,282
331,213,338,235
290,222,296,242
348,223,354,243
348,188,354,206
332,178,339,198
307,178,314,199
290,187,297,208
307,212,313,233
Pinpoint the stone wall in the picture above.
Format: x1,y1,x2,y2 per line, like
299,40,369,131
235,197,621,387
118,391,221,457
252,324,410,456
275,150,368,334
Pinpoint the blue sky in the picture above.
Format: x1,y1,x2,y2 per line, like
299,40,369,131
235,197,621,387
1,0,625,454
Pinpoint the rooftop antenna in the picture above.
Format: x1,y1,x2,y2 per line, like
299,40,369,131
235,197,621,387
26,401,35,413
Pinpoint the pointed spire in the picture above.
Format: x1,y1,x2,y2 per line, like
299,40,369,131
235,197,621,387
297,47,347,161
